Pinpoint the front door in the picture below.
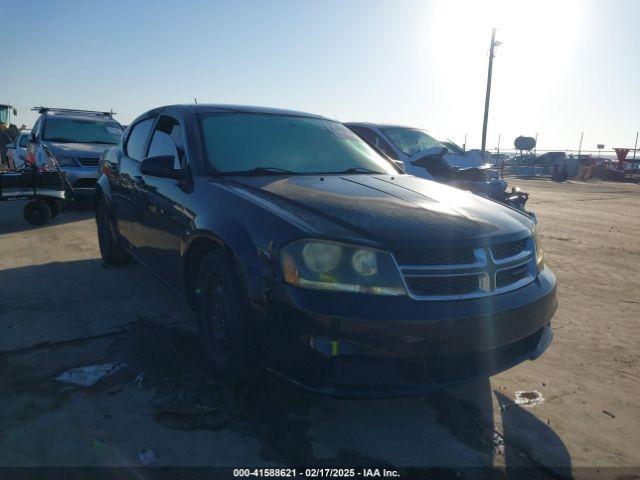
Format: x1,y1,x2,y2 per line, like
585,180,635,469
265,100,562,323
132,115,190,288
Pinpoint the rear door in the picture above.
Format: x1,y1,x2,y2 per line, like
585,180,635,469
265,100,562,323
131,114,190,287
113,117,155,246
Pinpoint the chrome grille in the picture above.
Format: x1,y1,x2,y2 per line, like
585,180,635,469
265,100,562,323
77,157,99,166
491,238,528,260
496,263,529,288
393,247,475,266
406,275,481,296
395,237,535,300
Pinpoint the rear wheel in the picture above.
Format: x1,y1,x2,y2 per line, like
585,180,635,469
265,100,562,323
196,250,256,381
96,197,130,265
23,201,51,226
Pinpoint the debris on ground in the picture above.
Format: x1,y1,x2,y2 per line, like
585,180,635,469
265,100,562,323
56,362,126,387
602,410,616,419
138,448,157,466
152,381,237,431
514,391,545,408
492,431,505,456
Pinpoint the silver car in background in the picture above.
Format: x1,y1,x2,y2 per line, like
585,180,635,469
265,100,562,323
27,107,123,197
5,131,31,170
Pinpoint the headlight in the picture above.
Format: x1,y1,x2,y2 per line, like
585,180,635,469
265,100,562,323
280,239,406,296
57,156,79,167
533,227,544,272
302,242,341,273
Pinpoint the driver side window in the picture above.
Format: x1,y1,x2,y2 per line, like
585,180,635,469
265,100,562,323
147,116,186,170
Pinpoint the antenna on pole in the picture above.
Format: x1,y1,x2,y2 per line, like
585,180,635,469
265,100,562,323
578,132,584,156
481,28,500,155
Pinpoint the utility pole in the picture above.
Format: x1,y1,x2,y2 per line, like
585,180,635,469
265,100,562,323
481,28,500,154
534,132,538,156
634,131,638,160
578,132,584,156
497,133,501,154
463,133,468,151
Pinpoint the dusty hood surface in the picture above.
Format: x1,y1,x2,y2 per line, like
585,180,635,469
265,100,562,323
225,174,532,248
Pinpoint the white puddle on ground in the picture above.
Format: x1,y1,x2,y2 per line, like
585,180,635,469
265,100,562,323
514,390,545,407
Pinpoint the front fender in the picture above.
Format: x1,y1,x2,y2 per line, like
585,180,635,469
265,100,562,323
183,218,277,312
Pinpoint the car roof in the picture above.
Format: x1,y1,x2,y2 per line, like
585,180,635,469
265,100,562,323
145,104,328,120
345,122,425,131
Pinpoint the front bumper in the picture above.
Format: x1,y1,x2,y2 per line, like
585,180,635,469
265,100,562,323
61,166,98,197
261,267,557,397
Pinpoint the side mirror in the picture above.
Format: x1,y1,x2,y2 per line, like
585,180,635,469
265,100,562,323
30,132,36,143
12,108,17,116
6,143,15,149
140,155,184,180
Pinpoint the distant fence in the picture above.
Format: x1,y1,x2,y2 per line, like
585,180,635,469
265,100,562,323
503,164,553,178
502,163,620,181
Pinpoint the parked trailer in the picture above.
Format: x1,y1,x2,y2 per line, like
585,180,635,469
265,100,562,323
0,169,70,225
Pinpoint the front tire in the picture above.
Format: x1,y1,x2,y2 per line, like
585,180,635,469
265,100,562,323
196,250,255,381
96,197,130,265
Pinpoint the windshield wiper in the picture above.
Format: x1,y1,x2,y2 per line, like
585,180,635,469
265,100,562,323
331,167,385,174
222,167,298,176
43,138,116,144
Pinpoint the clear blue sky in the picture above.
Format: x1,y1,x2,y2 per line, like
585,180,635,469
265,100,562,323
3,0,639,151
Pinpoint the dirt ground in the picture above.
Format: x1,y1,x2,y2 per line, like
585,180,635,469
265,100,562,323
0,179,638,477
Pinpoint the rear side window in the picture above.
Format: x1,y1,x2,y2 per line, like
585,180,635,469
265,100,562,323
125,118,154,161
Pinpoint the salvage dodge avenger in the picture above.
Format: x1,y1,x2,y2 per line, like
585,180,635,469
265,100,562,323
95,104,557,396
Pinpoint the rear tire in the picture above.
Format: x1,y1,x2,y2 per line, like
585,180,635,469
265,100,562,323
196,250,256,381
24,201,51,226
96,197,130,265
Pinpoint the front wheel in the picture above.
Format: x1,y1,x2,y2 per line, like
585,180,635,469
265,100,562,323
96,198,130,265
196,250,256,381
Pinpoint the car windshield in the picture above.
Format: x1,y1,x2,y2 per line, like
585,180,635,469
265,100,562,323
440,140,465,155
43,118,122,144
199,113,398,175
382,127,446,157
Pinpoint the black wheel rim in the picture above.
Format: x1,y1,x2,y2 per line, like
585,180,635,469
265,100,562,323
204,277,231,366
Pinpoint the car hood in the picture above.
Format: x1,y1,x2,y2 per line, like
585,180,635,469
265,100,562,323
43,141,115,158
223,174,533,248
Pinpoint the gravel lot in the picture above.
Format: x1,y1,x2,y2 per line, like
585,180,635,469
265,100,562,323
0,179,638,477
